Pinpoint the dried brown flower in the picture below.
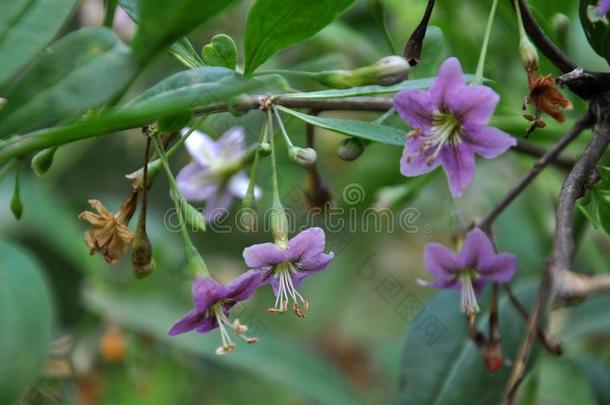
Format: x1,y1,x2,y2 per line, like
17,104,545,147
524,71,573,135
79,192,137,264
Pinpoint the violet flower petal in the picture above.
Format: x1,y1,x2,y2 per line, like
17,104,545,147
228,171,262,200
424,243,462,278
225,270,266,304
243,242,289,269
440,143,476,198
181,128,218,167
176,163,218,201
216,127,246,161
429,57,465,108
192,276,228,311
194,316,219,333
599,0,610,15
168,308,209,336
287,227,327,269
446,84,499,128
204,188,234,223
464,125,516,159
458,228,496,270
393,89,435,131
478,253,518,284
400,136,441,177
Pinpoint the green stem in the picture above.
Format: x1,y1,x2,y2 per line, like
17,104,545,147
381,24,397,55
152,133,209,275
513,0,527,40
272,106,295,149
0,159,15,183
267,109,281,206
243,121,268,207
103,0,119,28
374,107,396,124
473,0,499,85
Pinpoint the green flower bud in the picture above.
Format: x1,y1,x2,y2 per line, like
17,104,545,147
182,200,206,232
551,13,570,48
185,251,208,278
289,147,317,168
238,207,258,232
258,142,271,156
31,147,57,177
369,55,410,86
519,36,539,72
10,169,22,220
270,203,289,245
337,138,365,161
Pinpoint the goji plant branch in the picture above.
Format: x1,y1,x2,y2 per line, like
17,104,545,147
479,111,594,232
504,98,610,402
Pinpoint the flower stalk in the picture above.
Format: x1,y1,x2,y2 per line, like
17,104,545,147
473,0,499,85
266,109,289,246
152,132,209,277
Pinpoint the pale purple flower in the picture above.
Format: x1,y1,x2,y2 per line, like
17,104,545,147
394,57,516,197
169,271,264,354
177,127,261,222
599,0,610,15
418,228,517,315
79,1,135,41
243,227,334,317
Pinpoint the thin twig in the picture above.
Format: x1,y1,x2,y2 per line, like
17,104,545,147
504,284,562,355
504,97,610,402
479,111,593,232
513,139,575,170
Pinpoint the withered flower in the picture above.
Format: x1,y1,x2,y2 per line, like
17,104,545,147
524,71,573,135
79,192,138,264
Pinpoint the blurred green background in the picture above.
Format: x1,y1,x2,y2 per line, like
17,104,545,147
3,0,610,403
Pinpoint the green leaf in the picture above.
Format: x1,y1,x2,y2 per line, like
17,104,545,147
0,27,138,137
559,295,610,340
84,288,360,405
571,356,610,404
129,67,240,106
131,0,238,63
202,34,238,69
119,0,206,68
0,0,77,86
0,73,268,163
277,106,405,146
169,38,205,69
0,240,53,404
282,74,472,99
244,0,355,76
579,0,610,65
396,283,540,405
577,165,610,235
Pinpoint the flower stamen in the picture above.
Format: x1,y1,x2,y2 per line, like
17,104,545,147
459,270,480,316
268,262,309,317
213,306,257,355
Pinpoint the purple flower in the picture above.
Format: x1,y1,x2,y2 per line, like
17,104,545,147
243,227,334,317
176,127,261,222
599,0,610,15
418,228,517,315
168,270,264,354
394,57,516,197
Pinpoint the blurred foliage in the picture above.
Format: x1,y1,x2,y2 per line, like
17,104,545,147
2,0,610,404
